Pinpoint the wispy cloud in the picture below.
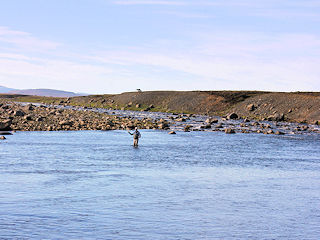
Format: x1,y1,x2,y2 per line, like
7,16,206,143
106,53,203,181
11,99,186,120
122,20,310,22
1,23,319,93
0,26,60,51
85,31,320,91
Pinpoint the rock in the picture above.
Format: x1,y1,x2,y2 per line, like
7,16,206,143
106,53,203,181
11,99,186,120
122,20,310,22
300,125,308,131
267,130,274,134
0,119,12,131
215,123,223,128
36,117,44,122
149,104,154,109
0,136,6,140
200,124,211,129
168,131,176,134
205,118,218,124
184,125,192,132
135,104,141,108
225,128,235,134
275,131,285,135
243,118,250,122
143,107,151,111
227,113,238,120
267,113,285,122
314,120,319,125
59,120,73,126
264,124,271,129
158,123,169,130
246,104,255,111
24,115,32,121
14,110,25,116
176,118,186,122
24,104,34,111
0,131,12,135
127,102,133,107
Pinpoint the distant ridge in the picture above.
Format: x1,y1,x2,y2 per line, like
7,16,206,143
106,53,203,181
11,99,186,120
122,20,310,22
9,88,88,97
0,85,16,93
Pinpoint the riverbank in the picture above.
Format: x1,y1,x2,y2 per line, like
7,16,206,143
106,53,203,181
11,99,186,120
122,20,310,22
1,100,319,135
1,91,320,124
0,101,158,132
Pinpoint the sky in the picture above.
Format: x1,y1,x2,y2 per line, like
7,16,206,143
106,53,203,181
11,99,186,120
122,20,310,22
0,0,319,94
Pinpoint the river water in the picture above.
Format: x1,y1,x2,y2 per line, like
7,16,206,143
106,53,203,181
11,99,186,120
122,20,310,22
0,130,320,239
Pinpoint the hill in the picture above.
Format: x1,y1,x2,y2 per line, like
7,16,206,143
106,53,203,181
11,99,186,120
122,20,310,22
9,88,87,97
0,85,16,93
1,91,319,124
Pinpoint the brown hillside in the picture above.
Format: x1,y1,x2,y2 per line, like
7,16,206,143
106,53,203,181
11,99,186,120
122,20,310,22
1,91,319,123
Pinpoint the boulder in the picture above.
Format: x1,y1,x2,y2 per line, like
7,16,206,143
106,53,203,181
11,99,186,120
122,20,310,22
168,131,176,134
143,107,151,111
0,119,12,131
267,113,285,122
246,104,255,111
225,128,235,134
14,110,25,116
158,123,169,130
175,118,186,122
275,131,285,135
0,136,6,140
184,125,192,132
227,113,238,120
135,104,141,108
200,124,211,129
205,118,218,124
0,131,12,135
36,117,44,122
24,104,34,111
24,115,32,121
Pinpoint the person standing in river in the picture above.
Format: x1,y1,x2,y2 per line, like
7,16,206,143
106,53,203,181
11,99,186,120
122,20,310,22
128,127,141,147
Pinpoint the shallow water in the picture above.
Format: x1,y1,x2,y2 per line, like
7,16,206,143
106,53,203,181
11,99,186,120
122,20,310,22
1,131,320,239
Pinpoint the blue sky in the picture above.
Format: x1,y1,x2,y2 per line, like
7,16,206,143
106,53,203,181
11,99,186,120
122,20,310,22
0,0,319,93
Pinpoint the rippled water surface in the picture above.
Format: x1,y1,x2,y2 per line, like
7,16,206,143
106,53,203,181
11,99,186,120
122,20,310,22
1,131,320,239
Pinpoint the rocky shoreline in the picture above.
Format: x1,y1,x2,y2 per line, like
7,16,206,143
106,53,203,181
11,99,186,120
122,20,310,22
0,100,319,136
0,101,159,132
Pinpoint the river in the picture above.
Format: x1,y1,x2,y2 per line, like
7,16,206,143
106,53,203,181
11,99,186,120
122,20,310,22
1,130,319,239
